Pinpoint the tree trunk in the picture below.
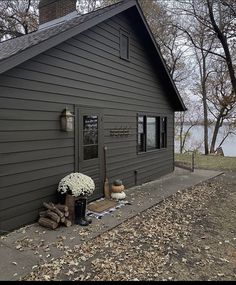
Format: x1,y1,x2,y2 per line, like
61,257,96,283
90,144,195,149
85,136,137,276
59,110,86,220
210,108,225,153
202,55,209,155
179,113,184,154
203,100,209,155
207,0,236,96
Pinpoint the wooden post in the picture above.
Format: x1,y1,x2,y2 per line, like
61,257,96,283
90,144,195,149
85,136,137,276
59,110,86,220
64,194,75,223
191,152,195,172
103,146,110,199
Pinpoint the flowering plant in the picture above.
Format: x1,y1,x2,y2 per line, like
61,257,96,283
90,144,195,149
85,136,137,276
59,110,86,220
58,172,95,197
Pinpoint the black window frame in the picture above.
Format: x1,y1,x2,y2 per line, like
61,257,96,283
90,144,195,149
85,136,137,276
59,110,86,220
160,116,167,149
120,29,130,61
138,115,146,153
137,114,167,154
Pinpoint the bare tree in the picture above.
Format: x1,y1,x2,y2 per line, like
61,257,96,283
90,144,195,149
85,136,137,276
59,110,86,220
175,93,202,153
175,0,235,97
77,0,101,14
0,0,39,41
207,60,236,153
172,0,235,155
206,0,236,97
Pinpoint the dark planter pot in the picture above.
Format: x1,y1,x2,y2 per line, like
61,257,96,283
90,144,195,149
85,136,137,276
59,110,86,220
58,193,66,204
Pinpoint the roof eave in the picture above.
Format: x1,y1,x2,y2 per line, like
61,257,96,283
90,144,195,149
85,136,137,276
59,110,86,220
0,0,186,112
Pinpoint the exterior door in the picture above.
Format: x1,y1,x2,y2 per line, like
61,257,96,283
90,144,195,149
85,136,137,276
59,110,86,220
77,107,103,201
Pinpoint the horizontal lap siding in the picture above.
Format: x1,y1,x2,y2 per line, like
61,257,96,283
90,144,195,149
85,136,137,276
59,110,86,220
0,99,74,232
0,12,174,232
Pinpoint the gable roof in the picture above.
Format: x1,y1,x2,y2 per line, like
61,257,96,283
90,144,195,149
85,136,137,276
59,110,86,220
0,0,186,111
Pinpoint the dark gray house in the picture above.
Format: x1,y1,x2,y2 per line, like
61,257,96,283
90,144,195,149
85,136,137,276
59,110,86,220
0,0,186,232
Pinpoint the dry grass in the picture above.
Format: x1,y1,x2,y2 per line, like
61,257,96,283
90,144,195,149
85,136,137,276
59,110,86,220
175,153,236,171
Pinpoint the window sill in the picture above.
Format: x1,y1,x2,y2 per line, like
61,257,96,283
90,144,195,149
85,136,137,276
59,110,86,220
137,148,168,155
120,56,130,62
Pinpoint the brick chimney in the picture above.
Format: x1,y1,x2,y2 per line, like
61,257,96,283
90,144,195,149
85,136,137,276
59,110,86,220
38,0,77,27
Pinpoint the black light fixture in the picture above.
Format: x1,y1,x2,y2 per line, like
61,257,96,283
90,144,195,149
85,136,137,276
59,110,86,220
60,108,74,132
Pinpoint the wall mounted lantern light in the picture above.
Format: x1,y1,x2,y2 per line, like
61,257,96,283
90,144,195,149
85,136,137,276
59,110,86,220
60,108,75,132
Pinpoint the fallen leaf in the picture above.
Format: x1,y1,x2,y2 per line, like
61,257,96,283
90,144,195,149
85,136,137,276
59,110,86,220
12,262,18,266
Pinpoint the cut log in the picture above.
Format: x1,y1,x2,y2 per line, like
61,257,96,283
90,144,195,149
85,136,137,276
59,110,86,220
60,216,66,223
46,210,60,223
64,211,69,217
61,218,72,227
38,217,58,230
39,211,47,217
55,204,69,212
43,202,64,218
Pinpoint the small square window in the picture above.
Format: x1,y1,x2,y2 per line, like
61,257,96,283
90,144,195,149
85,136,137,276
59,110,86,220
120,30,130,60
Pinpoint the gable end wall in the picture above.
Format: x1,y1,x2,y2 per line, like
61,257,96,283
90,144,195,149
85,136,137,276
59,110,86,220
0,12,174,232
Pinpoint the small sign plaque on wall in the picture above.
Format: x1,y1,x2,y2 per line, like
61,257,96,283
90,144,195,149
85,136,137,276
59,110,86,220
110,127,130,137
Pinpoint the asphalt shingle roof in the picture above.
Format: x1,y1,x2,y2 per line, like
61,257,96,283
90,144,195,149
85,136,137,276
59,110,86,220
0,0,186,111
0,1,124,62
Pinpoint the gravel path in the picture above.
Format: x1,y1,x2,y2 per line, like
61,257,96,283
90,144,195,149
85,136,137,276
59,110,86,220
23,172,236,281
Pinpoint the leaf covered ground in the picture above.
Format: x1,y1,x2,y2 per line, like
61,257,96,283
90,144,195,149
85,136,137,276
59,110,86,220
23,172,236,281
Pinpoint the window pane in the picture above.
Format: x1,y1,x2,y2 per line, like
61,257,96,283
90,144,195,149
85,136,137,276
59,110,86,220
147,117,156,150
138,133,145,152
83,116,98,145
121,34,129,59
162,117,167,132
84,145,98,160
156,117,160,149
138,116,145,152
83,115,98,160
161,117,167,148
138,116,144,133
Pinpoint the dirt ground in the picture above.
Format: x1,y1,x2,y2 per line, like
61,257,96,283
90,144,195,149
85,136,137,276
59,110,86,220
23,171,236,281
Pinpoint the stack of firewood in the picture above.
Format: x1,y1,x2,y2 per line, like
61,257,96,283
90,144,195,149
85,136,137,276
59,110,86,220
38,202,72,230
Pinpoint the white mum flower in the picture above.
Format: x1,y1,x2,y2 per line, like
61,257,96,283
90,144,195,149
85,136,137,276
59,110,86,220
58,173,95,197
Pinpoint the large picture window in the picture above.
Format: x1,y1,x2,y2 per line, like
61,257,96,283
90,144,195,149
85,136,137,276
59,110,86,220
137,115,167,153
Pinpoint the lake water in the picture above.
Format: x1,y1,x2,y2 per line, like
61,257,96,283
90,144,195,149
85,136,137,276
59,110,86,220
175,124,236,157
